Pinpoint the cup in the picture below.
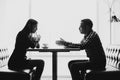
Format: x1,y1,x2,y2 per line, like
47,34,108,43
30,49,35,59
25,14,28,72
42,43,48,49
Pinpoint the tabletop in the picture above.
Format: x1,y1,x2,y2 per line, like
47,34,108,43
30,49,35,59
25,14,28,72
27,48,81,52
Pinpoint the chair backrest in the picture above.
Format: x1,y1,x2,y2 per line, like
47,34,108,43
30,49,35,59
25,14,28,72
0,48,9,68
105,45,120,69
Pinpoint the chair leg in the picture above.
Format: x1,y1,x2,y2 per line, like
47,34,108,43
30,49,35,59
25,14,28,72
81,70,86,80
29,68,36,80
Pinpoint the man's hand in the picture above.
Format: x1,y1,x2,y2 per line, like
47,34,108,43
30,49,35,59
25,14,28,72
56,38,66,46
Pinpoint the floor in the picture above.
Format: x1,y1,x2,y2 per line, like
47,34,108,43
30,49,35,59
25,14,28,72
41,78,71,80
41,76,72,80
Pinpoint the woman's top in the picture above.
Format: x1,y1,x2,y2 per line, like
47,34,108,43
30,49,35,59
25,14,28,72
8,31,36,68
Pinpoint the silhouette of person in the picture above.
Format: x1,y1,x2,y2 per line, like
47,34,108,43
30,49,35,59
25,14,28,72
56,19,106,80
8,19,44,80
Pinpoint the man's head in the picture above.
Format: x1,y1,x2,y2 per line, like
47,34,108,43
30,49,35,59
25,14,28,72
79,18,93,34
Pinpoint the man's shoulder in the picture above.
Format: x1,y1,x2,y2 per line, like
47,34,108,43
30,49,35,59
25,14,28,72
92,31,101,41
91,31,99,37
86,31,100,41
89,31,97,37
92,31,97,34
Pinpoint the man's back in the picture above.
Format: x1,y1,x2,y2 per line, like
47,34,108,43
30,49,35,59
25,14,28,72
82,31,106,68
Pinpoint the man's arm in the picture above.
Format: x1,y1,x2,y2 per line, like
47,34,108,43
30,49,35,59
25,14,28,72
64,32,96,49
56,39,81,48
64,42,81,48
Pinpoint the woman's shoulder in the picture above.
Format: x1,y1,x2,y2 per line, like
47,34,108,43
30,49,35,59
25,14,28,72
16,31,26,40
17,31,27,36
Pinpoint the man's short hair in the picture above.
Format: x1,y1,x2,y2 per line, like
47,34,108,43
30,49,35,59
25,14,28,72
81,19,93,28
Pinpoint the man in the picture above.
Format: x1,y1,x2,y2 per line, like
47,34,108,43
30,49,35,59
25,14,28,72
56,18,106,80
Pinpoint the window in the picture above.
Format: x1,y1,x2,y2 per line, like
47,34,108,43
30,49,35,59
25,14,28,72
30,0,97,77
0,0,97,78
30,0,97,48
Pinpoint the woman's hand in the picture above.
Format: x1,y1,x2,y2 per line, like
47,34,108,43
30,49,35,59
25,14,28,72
29,33,41,43
35,43,40,48
29,33,41,48
36,34,41,42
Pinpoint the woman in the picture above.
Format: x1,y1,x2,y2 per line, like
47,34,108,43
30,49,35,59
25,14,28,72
8,19,44,80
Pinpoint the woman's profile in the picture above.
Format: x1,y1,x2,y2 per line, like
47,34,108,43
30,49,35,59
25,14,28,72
8,19,44,80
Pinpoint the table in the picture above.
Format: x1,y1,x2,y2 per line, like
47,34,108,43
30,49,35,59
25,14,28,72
27,48,80,80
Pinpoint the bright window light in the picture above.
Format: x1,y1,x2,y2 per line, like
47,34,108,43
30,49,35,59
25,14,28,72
30,0,97,48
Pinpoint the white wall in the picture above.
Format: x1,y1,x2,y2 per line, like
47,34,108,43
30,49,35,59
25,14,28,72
0,0,98,53
97,0,111,47
0,0,30,53
97,0,120,47
30,0,97,48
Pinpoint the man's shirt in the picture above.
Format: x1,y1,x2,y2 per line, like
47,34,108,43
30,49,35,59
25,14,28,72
65,30,106,66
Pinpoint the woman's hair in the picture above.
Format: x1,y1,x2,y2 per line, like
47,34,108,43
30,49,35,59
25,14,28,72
22,19,38,33
81,18,93,28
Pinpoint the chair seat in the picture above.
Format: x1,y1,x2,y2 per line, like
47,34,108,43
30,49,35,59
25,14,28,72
0,71,30,80
86,65,120,80
0,66,30,80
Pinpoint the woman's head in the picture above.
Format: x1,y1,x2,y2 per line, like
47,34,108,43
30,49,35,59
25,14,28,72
23,19,38,33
